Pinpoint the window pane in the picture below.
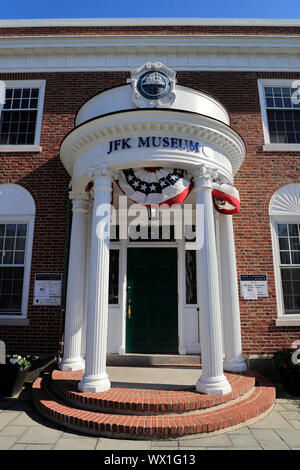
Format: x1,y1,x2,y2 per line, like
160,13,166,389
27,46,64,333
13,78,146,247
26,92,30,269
3,252,14,264
280,251,290,264
288,224,299,236
291,252,300,265
279,237,289,250
14,252,25,264
282,281,292,294
6,224,16,236
0,267,24,313
291,268,300,280
281,268,291,280
15,238,26,250
283,295,293,310
277,224,288,236
185,250,197,304
294,296,300,310
108,250,119,304
290,238,300,250
4,238,15,250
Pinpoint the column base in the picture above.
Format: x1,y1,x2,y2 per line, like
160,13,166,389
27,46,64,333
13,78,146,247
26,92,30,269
59,357,85,372
223,355,247,373
196,374,232,395
78,373,111,393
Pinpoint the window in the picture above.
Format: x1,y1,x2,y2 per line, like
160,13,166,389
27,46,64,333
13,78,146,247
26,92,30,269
0,223,28,313
0,80,45,150
0,184,35,320
277,223,300,313
185,250,197,305
258,79,300,149
269,184,300,325
108,249,119,305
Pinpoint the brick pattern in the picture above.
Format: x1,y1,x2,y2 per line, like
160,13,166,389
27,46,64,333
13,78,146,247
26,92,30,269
51,369,256,415
32,371,276,438
1,25,300,36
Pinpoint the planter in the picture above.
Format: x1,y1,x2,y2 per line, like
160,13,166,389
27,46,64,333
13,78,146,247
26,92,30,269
278,368,300,397
0,364,30,397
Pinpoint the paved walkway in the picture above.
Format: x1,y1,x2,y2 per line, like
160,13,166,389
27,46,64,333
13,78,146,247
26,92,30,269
0,368,300,450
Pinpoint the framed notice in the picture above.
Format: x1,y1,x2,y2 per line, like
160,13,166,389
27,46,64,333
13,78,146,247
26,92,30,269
33,273,62,306
240,274,268,299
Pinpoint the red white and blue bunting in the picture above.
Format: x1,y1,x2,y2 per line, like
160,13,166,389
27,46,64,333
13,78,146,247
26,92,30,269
212,183,240,215
117,167,194,207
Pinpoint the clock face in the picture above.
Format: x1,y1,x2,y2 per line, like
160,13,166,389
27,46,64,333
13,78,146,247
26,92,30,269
137,71,171,100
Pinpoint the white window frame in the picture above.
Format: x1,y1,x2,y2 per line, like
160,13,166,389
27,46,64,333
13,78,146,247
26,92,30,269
0,184,35,325
0,216,34,320
258,78,300,152
269,184,300,326
0,79,45,153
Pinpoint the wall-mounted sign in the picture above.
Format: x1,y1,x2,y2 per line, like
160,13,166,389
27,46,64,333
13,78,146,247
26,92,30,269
240,274,268,300
33,273,62,306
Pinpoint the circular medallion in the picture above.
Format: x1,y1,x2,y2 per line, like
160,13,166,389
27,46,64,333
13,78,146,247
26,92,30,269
137,70,171,101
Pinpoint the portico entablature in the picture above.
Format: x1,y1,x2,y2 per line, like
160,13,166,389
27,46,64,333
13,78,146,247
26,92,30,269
60,109,246,191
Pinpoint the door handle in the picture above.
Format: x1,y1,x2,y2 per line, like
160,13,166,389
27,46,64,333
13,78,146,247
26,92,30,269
127,300,132,320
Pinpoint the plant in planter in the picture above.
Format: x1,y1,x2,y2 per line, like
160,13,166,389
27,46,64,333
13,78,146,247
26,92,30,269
0,354,31,397
273,348,300,396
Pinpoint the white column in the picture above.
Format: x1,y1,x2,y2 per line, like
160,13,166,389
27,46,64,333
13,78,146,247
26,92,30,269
194,167,231,395
60,191,88,371
79,165,112,393
81,198,93,360
219,213,247,372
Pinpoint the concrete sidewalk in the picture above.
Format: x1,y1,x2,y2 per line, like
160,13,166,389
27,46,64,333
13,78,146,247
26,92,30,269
0,367,300,450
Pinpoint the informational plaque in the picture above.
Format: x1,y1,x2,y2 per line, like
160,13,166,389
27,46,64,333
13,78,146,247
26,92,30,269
240,274,268,299
33,274,62,306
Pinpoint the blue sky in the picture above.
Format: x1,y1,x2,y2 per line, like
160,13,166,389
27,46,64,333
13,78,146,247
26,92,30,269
0,0,299,20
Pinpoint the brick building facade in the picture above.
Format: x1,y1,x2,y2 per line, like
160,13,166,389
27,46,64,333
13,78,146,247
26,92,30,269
0,19,299,368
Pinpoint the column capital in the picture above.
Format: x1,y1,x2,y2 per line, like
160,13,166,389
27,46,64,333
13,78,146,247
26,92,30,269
87,164,113,180
192,165,219,191
87,164,113,192
69,191,89,212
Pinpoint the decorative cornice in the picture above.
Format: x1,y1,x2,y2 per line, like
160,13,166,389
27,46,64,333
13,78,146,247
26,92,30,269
1,34,300,71
60,110,246,177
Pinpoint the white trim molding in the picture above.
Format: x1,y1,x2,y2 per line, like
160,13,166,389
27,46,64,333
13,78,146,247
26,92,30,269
269,184,300,324
2,35,300,72
1,18,300,27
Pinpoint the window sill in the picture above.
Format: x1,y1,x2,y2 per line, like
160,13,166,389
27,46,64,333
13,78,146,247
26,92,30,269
0,317,29,326
0,145,42,153
275,317,300,327
263,144,300,152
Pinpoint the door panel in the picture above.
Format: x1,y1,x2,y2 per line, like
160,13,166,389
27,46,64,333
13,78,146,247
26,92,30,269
126,247,178,353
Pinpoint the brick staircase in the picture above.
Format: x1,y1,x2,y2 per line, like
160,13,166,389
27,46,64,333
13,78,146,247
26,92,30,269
32,368,276,439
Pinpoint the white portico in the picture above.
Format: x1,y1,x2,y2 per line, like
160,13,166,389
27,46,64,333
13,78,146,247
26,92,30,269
59,63,247,395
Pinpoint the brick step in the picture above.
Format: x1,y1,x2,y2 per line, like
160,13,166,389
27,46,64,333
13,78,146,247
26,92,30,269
51,369,256,415
32,372,276,439
106,354,202,367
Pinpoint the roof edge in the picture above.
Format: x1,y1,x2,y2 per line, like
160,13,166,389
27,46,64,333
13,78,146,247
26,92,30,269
1,17,300,28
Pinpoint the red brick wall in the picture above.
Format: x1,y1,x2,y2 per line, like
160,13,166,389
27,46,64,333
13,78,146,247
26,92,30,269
0,68,299,355
1,25,300,36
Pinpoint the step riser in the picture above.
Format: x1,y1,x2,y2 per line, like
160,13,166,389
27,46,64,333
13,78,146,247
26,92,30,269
106,354,202,367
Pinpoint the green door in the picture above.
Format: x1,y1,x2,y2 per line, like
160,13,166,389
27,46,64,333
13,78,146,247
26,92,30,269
126,248,178,354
